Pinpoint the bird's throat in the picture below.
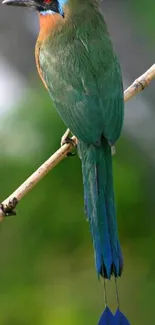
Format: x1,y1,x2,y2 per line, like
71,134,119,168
40,10,56,16
38,12,63,41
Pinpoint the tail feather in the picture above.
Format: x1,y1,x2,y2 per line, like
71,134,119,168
104,139,123,276
78,138,123,278
98,307,114,325
114,309,131,324
98,308,131,325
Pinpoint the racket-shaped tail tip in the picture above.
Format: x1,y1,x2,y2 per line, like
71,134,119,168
98,306,114,325
114,308,130,324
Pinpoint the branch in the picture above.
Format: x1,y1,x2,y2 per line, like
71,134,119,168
124,64,155,102
1,64,155,221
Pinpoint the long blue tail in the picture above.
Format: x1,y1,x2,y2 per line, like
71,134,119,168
78,138,130,324
78,137,123,279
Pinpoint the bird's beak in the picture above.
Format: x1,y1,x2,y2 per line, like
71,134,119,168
2,0,35,7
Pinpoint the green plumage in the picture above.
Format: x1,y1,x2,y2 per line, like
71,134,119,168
3,0,131,321
39,0,124,277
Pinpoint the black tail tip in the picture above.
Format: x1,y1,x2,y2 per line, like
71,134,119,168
100,262,123,279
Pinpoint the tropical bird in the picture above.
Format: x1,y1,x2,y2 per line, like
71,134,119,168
3,0,130,323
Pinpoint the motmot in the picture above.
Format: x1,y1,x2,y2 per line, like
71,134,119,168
3,0,130,323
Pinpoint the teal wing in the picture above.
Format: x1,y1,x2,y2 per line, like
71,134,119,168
39,33,124,146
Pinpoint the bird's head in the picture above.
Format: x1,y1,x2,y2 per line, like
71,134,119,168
2,0,67,16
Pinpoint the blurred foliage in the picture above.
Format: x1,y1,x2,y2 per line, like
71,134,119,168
129,0,155,39
0,85,155,325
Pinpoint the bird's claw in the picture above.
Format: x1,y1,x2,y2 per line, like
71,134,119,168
67,151,76,157
64,137,77,157
61,129,77,157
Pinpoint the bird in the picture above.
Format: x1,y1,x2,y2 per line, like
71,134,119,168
3,0,130,323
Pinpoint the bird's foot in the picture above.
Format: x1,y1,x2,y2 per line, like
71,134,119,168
61,129,77,157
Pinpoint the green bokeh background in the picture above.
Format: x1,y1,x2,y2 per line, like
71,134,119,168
1,2,155,324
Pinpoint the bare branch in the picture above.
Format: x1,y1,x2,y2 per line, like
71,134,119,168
1,64,155,220
124,64,155,102
0,137,76,221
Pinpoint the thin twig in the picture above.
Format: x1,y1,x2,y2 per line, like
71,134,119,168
0,137,76,221
124,64,155,102
1,64,155,220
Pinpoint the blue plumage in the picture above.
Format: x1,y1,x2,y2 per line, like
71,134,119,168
98,307,114,325
98,307,131,325
114,309,131,325
78,138,123,278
